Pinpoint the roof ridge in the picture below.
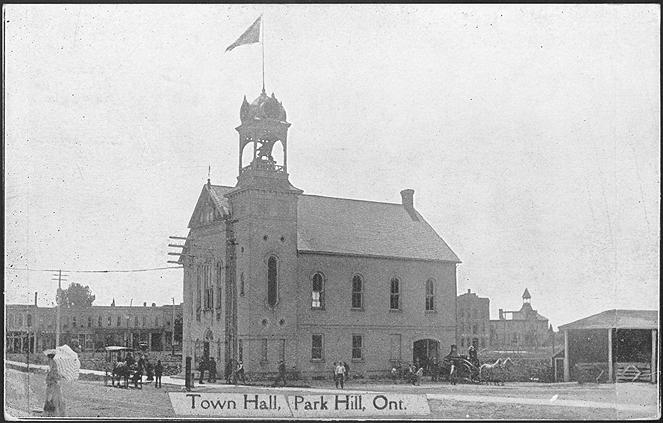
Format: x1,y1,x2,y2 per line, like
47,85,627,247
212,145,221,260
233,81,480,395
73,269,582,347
300,192,403,206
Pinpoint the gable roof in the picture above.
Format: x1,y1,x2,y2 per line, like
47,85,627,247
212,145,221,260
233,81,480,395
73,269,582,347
296,194,460,262
558,309,658,330
186,184,232,229
199,185,460,262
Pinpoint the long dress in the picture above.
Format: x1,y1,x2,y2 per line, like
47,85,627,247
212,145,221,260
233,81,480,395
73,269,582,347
44,361,66,417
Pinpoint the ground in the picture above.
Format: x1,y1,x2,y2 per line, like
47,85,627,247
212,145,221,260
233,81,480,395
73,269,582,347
4,369,660,420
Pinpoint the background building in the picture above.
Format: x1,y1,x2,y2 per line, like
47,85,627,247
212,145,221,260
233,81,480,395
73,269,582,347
489,288,551,350
6,301,182,353
456,288,490,352
179,89,461,379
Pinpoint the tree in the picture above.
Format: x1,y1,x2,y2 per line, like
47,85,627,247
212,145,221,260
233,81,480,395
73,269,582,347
58,282,96,308
174,312,183,343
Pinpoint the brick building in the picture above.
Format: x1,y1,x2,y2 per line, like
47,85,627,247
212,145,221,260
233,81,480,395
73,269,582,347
6,300,182,353
489,288,551,350
456,288,490,352
179,89,461,378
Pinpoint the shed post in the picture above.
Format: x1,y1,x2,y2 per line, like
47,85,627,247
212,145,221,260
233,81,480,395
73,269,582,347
652,329,657,383
607,328,613,382
563,329,570,382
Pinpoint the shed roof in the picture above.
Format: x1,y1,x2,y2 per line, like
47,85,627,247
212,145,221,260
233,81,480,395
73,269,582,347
558,309,658,331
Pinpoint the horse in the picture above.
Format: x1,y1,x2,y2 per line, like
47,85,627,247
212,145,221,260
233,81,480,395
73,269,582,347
111,361,131,388
481,357,514,385
479,358,502,384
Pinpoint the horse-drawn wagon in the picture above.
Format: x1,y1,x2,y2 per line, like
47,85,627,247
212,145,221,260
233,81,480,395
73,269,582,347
104,346,143,389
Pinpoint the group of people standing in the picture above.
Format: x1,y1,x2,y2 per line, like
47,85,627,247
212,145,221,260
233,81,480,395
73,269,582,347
123,352,164,388
198,358,289,387
333,361,350,388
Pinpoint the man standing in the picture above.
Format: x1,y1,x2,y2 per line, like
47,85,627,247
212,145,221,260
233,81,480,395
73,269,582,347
273,360,287,387
343,362,350,385
335,362,345,389
208,357,217,383
236,360,246,384
154,360,163,388
225,360,234,384
198,357,207,385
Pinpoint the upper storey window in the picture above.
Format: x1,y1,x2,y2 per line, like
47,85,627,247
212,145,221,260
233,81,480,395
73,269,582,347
267,256,278,307
352,275,363,309
425,279,435,311
311,273,324,309
390,278,401,310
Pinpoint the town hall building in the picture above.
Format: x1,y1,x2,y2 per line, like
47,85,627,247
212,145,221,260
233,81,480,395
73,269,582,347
179,89,461,379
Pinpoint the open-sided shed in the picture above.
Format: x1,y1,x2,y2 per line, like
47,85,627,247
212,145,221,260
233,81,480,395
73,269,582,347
558,310,658,383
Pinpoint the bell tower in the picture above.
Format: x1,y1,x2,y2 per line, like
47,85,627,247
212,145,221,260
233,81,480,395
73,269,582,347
224,89,302,371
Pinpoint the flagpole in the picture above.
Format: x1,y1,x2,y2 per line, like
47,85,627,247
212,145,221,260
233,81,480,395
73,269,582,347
261,15,265,93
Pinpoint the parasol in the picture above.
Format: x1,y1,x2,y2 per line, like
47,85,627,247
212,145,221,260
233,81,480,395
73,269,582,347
43,344,80,381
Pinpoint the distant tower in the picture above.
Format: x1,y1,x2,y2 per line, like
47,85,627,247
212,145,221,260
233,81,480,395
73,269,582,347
522,288,531,304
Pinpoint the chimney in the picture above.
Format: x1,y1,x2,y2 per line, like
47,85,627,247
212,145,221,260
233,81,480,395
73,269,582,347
467,289,471,294
143,302,147,307
152,303,156,307
499,308,504,320
400,189,418,221
34,291,38,307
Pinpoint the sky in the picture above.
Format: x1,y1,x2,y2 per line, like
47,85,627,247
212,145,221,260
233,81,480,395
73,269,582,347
4,4,660,329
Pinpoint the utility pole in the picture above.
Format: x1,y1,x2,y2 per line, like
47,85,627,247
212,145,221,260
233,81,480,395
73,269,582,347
51,270,68,348
171,297,175,355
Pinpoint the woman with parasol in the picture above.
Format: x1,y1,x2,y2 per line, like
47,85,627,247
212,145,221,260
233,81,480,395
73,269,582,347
43,349,66,416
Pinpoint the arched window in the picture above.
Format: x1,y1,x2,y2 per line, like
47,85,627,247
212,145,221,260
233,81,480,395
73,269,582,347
117,316,121,327
425,279,435,311
27,314,32,327
98,316,102,327
390,278,400,310
267,256,278,307
352,275,363,309
311,273,324,309
88,316,92,328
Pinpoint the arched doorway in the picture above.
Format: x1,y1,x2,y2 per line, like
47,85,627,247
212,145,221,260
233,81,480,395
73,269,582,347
413,339,440,374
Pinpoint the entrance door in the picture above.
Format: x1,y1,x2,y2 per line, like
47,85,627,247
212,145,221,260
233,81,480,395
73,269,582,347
413,339,440,375
203,342,210,361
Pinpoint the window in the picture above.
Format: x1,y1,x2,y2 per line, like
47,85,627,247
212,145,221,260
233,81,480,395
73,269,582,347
352,275,363,309
389,334,401,360
311,334,323,360
390,278,400,310
472,324,478,334
27,314,32,327
425,279,435,311
97,316,102,327
240,272,245,296
238,339,243,362
134,316,139,327
117,316,121,327
352,335,363,360
201,264,213,310
107,315,112,326
311,273,324,309
142,316,146,327
87,316,92,328
72,317,77,328
155,317,159,327
217,263,224,310
267,256,278,307
461,338,465,347
261,339,268,362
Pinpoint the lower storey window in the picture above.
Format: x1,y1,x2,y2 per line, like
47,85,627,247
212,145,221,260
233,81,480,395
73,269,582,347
311,334,323,360
352,334,363,360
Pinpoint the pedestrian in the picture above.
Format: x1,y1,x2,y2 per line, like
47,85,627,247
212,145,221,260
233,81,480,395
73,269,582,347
225,360,234,384
414,366,424,385
145,359,154,383
43,351,65,417
125,352,135,367
154,360,163,388
207,357,217,383
273,360,287,387
236,360,246,384
334,362,345,389
198,357,207,384
391,366,398,384
343,361,350,384
431,357,439,382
